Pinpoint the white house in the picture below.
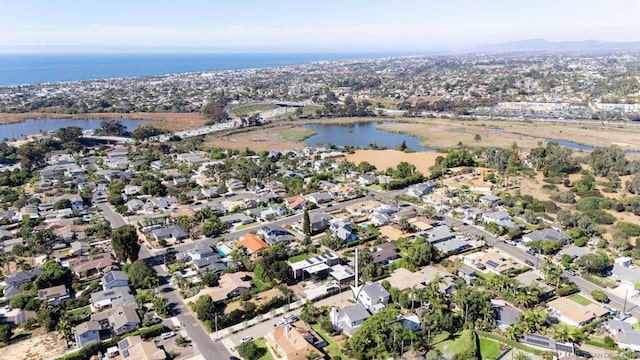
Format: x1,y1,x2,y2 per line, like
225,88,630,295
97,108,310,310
354,281,390,313
330,303,370,336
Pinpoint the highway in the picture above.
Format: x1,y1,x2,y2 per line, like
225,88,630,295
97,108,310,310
443,215,640,319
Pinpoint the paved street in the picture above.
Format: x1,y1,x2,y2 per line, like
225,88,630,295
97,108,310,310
443,215,640,319
97,202,126,228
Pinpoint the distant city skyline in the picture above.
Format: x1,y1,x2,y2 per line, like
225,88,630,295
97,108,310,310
1,0,639,53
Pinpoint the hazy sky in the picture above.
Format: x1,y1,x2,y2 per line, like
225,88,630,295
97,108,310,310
1,0,639,53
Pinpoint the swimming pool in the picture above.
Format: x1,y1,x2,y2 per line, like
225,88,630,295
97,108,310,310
217,243,232,257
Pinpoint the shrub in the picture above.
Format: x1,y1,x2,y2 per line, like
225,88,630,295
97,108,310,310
139,324,169,339
591,290,609,303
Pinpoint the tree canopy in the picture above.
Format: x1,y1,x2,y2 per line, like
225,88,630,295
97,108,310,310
111,225,140,263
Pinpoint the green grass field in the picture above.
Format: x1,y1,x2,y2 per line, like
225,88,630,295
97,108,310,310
570,293,593,306
479,338,501,359
288,253,311,263
311,324,346,360
254,338,275,360
236,222,259,230
68,305,92,317
231,103,278,116
279,127,317,142
431,330,474,358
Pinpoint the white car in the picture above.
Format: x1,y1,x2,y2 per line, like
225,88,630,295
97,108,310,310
161,331,176,340
240,336,253,343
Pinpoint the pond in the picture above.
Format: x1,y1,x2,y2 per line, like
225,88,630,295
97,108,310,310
304,122,435,151
0,118,154,140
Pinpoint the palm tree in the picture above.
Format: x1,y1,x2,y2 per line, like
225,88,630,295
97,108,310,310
474,134,481,147
513,352,532,360
56,315,73,347
514,292,537,309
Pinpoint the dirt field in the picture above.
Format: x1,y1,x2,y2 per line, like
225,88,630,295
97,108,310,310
0,112,205,132
377,119,640,150
345,149,443,176
224,288,283,314
0,332,65,360
204,125,311,151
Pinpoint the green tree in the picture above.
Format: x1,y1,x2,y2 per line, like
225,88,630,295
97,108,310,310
302,209,311,236
237,341,260,359
201,97,228,124
37,305,58,331
111,225,140,263
202,217,225,237
53,199,72,210
55,126,83,143
192,295,216,321
0,324,11,343
126,260,157,289
575,253,610,275
591,290,609,303
474,133,481,147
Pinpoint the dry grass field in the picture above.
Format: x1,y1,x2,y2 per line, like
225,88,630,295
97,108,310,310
345,149,443,176
204,125,313,151
0,332,65,360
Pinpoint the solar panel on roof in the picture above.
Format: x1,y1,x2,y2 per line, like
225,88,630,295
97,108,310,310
104,272,114,283
119,339,130,350
486,260,500,268
556,344,573,352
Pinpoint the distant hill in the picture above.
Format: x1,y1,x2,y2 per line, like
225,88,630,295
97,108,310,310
473,39,640,54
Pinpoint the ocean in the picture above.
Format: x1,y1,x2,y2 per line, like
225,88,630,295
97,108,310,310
0,52,404,86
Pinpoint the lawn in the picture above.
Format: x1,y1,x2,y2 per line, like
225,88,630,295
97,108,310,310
431,330,475,358
236,222,259,230
581,273,618,288
479,338,501,360
288,253,311,263
311,324,346,360
68,305,91,318
279,127,317,142
254,338,275,360
570,293,593,306
251,278,271,292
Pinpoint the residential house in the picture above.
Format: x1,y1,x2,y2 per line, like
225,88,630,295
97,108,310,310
515,271,555,299
354,281,390,313
309,212,331,233
400,314,421,332
522,228,568,245
614,256,634,268
371,242,400,265
479,194,502,208
225,178,245,191
258,225,295,245
68,253,114,280
109,304,141,335
126,199,144,212
151,225,188,242
547,297,608,327
329,220,356,243
611,265,640,289
150,196,178,209
237,233,270,256
37,285,70,305
369,212,391,227
307,192,333,205
91,287,134,309
492,300,521,328
74,320,101,347
117,335,167,360
290,253,341,281
557,246,590,260
209,272,252,302
55,193,84,212
177,243,226,274
519,334,575,356
470,252,521,275
606,319,640,352
345,200,382,216
458,265,477,285
5,269,44,288
219,213,254,228
482,210,518,231
420,225,455,244
101,270,130,291
266,320,326,360
260,207,285,221
284,195,308,212
124,185,140,196
330,303,370,336
405,182,437,198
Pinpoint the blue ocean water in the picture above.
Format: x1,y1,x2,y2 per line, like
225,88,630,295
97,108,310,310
0,53,403,86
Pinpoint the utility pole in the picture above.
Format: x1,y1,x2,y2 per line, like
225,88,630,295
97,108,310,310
623,289,629,314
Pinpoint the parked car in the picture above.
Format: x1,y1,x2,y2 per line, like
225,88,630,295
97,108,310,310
240,336,253,343
524,259,535,267
565,270,576,276
161,332,176,340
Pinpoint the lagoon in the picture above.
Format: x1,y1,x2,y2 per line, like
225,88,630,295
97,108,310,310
304,122,434,152
0,118,153,140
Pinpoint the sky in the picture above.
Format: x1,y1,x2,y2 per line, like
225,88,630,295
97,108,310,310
0,0,639,53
